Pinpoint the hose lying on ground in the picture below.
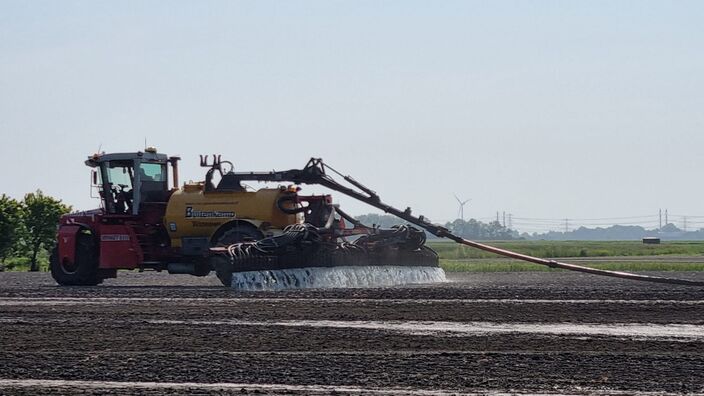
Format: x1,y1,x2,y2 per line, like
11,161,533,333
443,234,704,287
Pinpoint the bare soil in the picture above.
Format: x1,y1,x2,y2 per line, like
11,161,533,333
1,270,703,395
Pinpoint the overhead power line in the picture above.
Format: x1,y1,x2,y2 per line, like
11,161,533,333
512,215,659,221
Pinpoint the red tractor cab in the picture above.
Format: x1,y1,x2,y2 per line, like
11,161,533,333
50,149,180,285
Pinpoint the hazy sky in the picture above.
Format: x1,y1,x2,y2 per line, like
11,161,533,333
1,1,703,232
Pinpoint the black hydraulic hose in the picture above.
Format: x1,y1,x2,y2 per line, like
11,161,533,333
442,234,704,287
276,195,308,214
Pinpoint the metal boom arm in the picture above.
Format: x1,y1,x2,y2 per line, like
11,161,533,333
231,158,704,287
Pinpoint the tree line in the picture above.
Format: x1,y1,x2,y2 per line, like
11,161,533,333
0,191,71,271
523,223,704,241
355,214,518,240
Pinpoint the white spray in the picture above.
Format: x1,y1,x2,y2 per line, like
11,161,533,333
230,266,446,291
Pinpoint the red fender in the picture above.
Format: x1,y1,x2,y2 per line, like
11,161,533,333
98,224,143,269
57,225,81,267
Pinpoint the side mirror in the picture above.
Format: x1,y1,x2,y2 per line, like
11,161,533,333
92,170,98,185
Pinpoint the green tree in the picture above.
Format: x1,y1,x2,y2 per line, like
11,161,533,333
444,218,516,240
0,194,22,263
21,190,71,271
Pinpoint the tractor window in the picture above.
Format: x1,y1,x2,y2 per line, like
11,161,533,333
139,163,166,182
102,161,134,214
139,162,168,203
105,162,133,189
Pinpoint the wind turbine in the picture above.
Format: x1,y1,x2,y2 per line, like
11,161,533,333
454,194,471,222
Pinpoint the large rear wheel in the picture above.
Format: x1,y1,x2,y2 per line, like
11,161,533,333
50,233,102,286
212,224,263,287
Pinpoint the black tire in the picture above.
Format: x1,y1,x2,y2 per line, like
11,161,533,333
191,261,212,277
50,233,102,286
212,224,262,287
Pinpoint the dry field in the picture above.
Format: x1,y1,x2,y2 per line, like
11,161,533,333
1,270,703,395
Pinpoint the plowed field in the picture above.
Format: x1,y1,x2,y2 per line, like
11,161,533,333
1,271,703,395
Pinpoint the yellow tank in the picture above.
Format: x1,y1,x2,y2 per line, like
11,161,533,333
164,182,299,249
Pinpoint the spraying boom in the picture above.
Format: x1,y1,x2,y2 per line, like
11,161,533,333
220,158,704,287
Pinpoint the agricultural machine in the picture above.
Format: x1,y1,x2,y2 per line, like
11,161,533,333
50,149,439,287
51,148,703,288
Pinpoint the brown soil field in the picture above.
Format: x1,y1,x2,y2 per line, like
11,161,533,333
1,270,703,395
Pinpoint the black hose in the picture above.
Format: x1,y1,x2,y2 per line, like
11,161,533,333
445,234,704,287
276,195,308,214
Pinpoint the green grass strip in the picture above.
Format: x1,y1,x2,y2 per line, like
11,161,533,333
429,240,704,259
440,259,704,272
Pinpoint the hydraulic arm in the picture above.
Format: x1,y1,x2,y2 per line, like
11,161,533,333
229,158,704,287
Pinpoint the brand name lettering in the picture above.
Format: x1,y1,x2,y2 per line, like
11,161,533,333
185,206,235,219
101,234,130,242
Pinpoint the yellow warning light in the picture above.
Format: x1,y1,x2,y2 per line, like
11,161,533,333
145,146,157,153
